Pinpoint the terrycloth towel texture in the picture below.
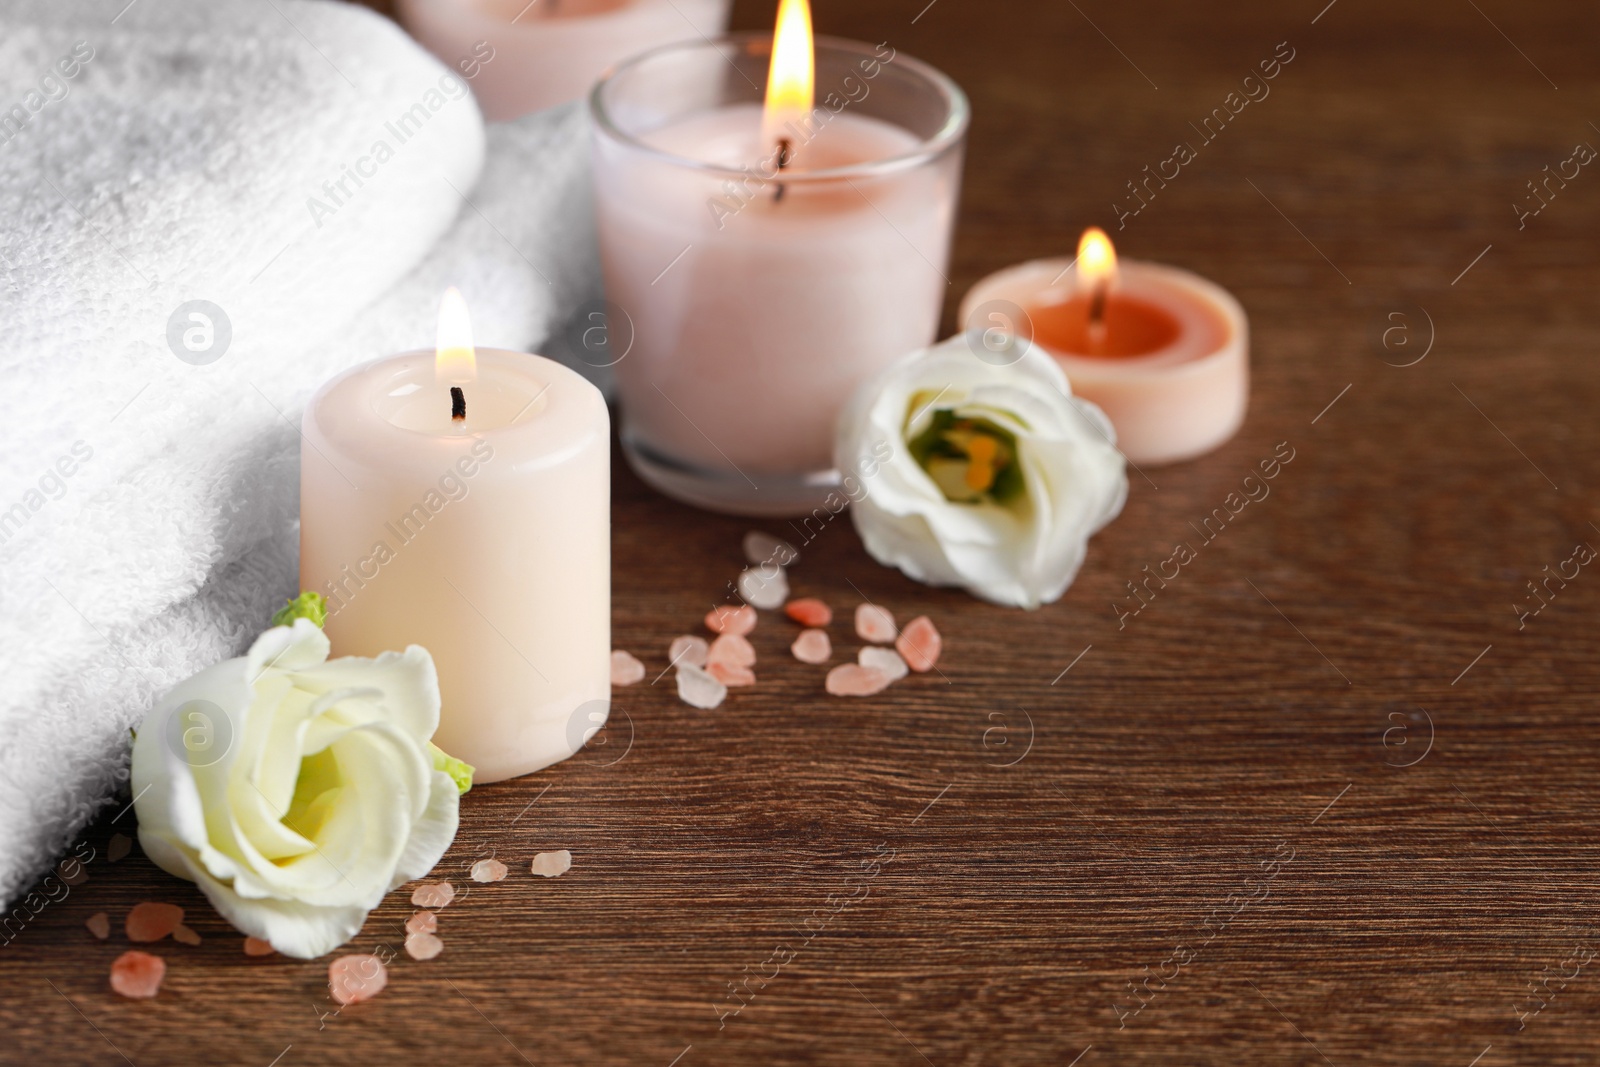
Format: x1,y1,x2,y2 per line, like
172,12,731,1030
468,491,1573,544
0,0,600,910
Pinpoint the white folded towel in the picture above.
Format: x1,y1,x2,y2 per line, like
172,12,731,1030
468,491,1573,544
0,0,599,909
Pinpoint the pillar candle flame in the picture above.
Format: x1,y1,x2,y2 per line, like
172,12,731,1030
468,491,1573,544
762,0,814,150
1076,227,1118,291
435,287,476,385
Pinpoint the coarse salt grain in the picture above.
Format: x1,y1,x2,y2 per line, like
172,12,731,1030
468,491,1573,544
410,881,455,909
707,660,756,687
676,663,727,709
328,954,388,1005
668,634,709,668
610,649,645,686
791,628,831,664
243,936,276,957
743,531,798,567
705,604,757,636
825,664,893,697
86,913,110,939
531,850,573,878
737,566,789,610
896,616,942,672
859,646,909,682
707,632,756,667
172,924,202,946
110,950,165,999
784,598,832,627
471,858,508,883
405,931,444,961
406,911,437,935
126,902,184,943
107,833,132,862
854,604,897,643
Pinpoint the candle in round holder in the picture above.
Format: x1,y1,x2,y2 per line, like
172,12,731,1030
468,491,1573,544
299,293,611,783
589,6,968,517
397,0,730,120
959,230,1249,467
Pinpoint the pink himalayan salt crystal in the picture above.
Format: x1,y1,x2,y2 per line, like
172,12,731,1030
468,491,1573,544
110,950,166,999
785,598,832,627
826,664,894,697
531,850,573,878
108,833,133,862
470,858,508,883
707,660,756,687
896,616,942,672
743,530,798,567
86,913,110,939
791,628,832,665
705,604,757,636
328,954,388,1005
126,901,184,943
855,604,897,644
669,634,709,668
676,663,727,709
707,632,756,668
410,881,456,909
859,646,909,683
738,566,789,610
57,857,88,886
610,649,645,686
172,924,202,946
405,931,444,961
406,910,437,935
243,936,276,957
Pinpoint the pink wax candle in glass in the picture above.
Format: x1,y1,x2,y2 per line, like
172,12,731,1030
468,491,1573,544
960,228,1250,466
398,0,730,120
589,0,968,516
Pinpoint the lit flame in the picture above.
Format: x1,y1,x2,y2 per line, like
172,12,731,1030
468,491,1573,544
763,0,814,132
435,287,475,383
1077,227,1118,291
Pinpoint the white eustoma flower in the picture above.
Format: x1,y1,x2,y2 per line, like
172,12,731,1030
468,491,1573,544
836,332,1127,609
130,618,460,959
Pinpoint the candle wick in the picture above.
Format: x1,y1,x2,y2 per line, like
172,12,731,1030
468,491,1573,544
773,137,791,204
1087,282,1108,354
451,386,466,422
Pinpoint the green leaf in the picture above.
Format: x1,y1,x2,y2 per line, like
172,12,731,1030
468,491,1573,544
270,591,329,630
429,742,474,796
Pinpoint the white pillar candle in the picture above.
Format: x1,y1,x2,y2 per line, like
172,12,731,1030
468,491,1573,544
299,293,611,782
397,0,730,120
590,7,967,516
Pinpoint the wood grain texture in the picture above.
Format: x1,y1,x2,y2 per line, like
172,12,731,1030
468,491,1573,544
6,0,1600,1063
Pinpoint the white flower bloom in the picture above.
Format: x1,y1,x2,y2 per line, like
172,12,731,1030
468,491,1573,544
836,332,1127,609
130,619,460,959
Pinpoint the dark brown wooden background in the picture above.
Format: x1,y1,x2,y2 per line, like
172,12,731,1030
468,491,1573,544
7,0,1600,1063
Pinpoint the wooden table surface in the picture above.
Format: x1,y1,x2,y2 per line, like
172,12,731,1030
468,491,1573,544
8,0,1600,1063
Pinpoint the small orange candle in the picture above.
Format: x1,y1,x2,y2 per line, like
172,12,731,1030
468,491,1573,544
960,228,1248,466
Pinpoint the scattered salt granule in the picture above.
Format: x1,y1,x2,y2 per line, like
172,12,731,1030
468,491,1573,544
743,531,798,567
610,649,645,686
406,911,437,935
707,660,756,687
328,954,388,1005
410,881,455,909
705,604,757,635
855,604,897,643
826,664,894,697
470,858,508,883
126,902,184,942
86,913,110,939
57,857,88,886
738,566,789,610
172,924,202,946
859,646,909,683
708,632,756,667
108,833,132,862
896,616,942,672
405,931,444,961
791,628,832,664
110,951,165,999
676,663,727,709
669,634,709,668
531,850,573,878
243,936,276,957
784,598,832,627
